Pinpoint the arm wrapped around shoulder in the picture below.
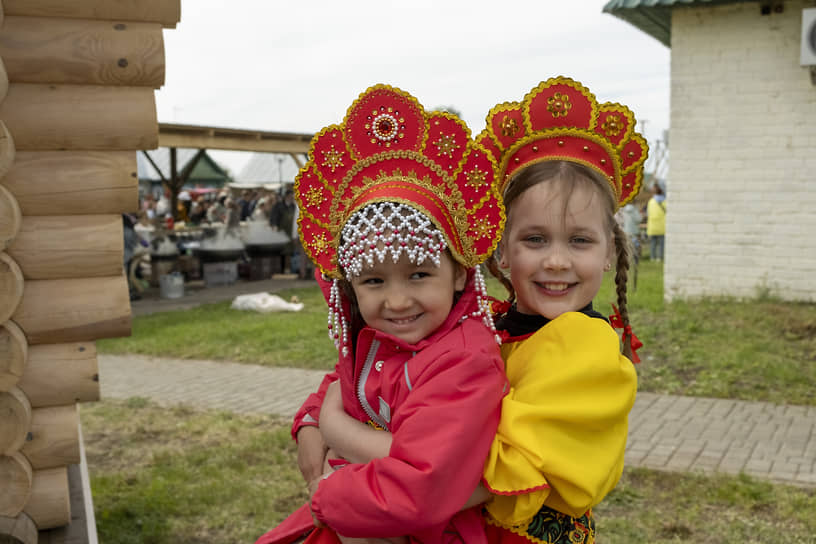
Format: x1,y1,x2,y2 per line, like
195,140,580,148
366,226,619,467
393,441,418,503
483,312,638,522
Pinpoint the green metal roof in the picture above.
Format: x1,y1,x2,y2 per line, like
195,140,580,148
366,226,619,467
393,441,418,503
602,0,753,47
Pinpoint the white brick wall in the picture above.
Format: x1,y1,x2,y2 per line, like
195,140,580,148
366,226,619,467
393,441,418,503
666,0,816,302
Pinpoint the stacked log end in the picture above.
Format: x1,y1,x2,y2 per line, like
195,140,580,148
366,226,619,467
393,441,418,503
0,2,181,542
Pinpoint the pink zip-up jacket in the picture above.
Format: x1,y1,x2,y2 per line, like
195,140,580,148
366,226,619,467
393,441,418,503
294,270,506,543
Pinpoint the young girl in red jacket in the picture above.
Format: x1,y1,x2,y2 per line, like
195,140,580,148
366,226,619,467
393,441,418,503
255,85,508,544
314,77,646,544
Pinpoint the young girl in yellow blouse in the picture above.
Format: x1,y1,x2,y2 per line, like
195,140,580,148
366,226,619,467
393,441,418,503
471,76,646,544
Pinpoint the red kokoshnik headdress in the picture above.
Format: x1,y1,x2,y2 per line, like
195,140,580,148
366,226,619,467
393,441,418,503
296,84,505,279
475,76,649,207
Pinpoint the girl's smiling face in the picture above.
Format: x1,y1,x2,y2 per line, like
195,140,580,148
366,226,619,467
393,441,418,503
501,180,613,320
350,251,466,344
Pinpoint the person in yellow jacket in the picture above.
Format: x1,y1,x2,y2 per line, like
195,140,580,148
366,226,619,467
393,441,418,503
646,183,666,261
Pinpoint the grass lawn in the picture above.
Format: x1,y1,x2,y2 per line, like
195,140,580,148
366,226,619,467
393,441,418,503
82,399,816,544
98,260,816,405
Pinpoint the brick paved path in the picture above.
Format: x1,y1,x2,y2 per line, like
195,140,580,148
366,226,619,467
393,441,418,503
99,354,816,488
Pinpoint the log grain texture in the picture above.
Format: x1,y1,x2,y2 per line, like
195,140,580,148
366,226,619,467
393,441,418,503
0,16,165,87
12,276,131,345
17,343,99,409
21,405,81,470
2,0,182,28
24,466,71,530
0,386,32,455
0,83,158,151
0,451,33,517
0,252,24,322
1,150,138,216
0,320,27,392
7,214,124,280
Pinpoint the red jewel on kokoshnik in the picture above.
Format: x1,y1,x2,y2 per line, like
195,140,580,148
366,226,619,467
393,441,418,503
368,109,403,146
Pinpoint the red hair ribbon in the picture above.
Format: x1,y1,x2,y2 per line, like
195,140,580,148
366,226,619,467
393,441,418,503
608,305,642,364
489,297,512,315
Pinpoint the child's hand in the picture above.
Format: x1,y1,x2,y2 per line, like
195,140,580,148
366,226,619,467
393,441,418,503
319,382,393,463
296,425,328,484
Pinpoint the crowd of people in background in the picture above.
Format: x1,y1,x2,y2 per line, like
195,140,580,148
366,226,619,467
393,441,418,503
130,185,313,285
137,186,295,230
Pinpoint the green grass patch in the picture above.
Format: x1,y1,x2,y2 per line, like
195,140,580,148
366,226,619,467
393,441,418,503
99,287,337,370
598,261,816,406
82,399,816,543
82,399,307,544
597,467,816,543
99,262,816,404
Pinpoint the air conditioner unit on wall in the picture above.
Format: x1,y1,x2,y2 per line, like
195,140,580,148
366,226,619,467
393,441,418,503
802,8,816,65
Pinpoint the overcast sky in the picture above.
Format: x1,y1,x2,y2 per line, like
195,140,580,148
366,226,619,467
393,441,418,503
155,0,671,175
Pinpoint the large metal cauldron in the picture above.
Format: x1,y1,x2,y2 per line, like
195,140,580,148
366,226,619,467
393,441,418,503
195,247,246,263
243,223,290,258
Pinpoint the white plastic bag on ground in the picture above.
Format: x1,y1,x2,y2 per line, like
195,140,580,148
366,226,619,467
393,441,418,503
231,293,304,313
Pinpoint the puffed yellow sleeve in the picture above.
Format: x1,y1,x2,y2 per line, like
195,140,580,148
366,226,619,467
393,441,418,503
483,312,637,524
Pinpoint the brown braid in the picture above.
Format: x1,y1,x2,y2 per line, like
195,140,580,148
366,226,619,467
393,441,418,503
612,221,632,358
485,253,515,305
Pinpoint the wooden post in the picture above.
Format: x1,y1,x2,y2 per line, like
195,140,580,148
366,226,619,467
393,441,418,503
24,466,71,530
1,150,138,216
0,83,158,151
7,215,124,280
0,16,166,88
17,343,99,408
0,252,25,323
0,452,33,517
21,405,80,470
0,320,28,392
2,0,182,28
0,387,32,455
12,276,131,345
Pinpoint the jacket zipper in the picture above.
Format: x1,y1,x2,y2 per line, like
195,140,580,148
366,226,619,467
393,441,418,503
356,339,389,431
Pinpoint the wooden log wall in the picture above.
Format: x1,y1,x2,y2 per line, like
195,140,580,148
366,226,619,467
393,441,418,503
0,2,181,542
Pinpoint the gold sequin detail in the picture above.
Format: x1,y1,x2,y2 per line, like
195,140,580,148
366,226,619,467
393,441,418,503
322,147,344,172
472,217,493,240
465,167,488,189
601,115,622,137
499,115,519,137
547,92,572,118
434,133,459,157
310,233,330,255
304,187,323,207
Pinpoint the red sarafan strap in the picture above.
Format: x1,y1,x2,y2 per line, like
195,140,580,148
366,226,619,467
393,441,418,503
609,304,642,364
